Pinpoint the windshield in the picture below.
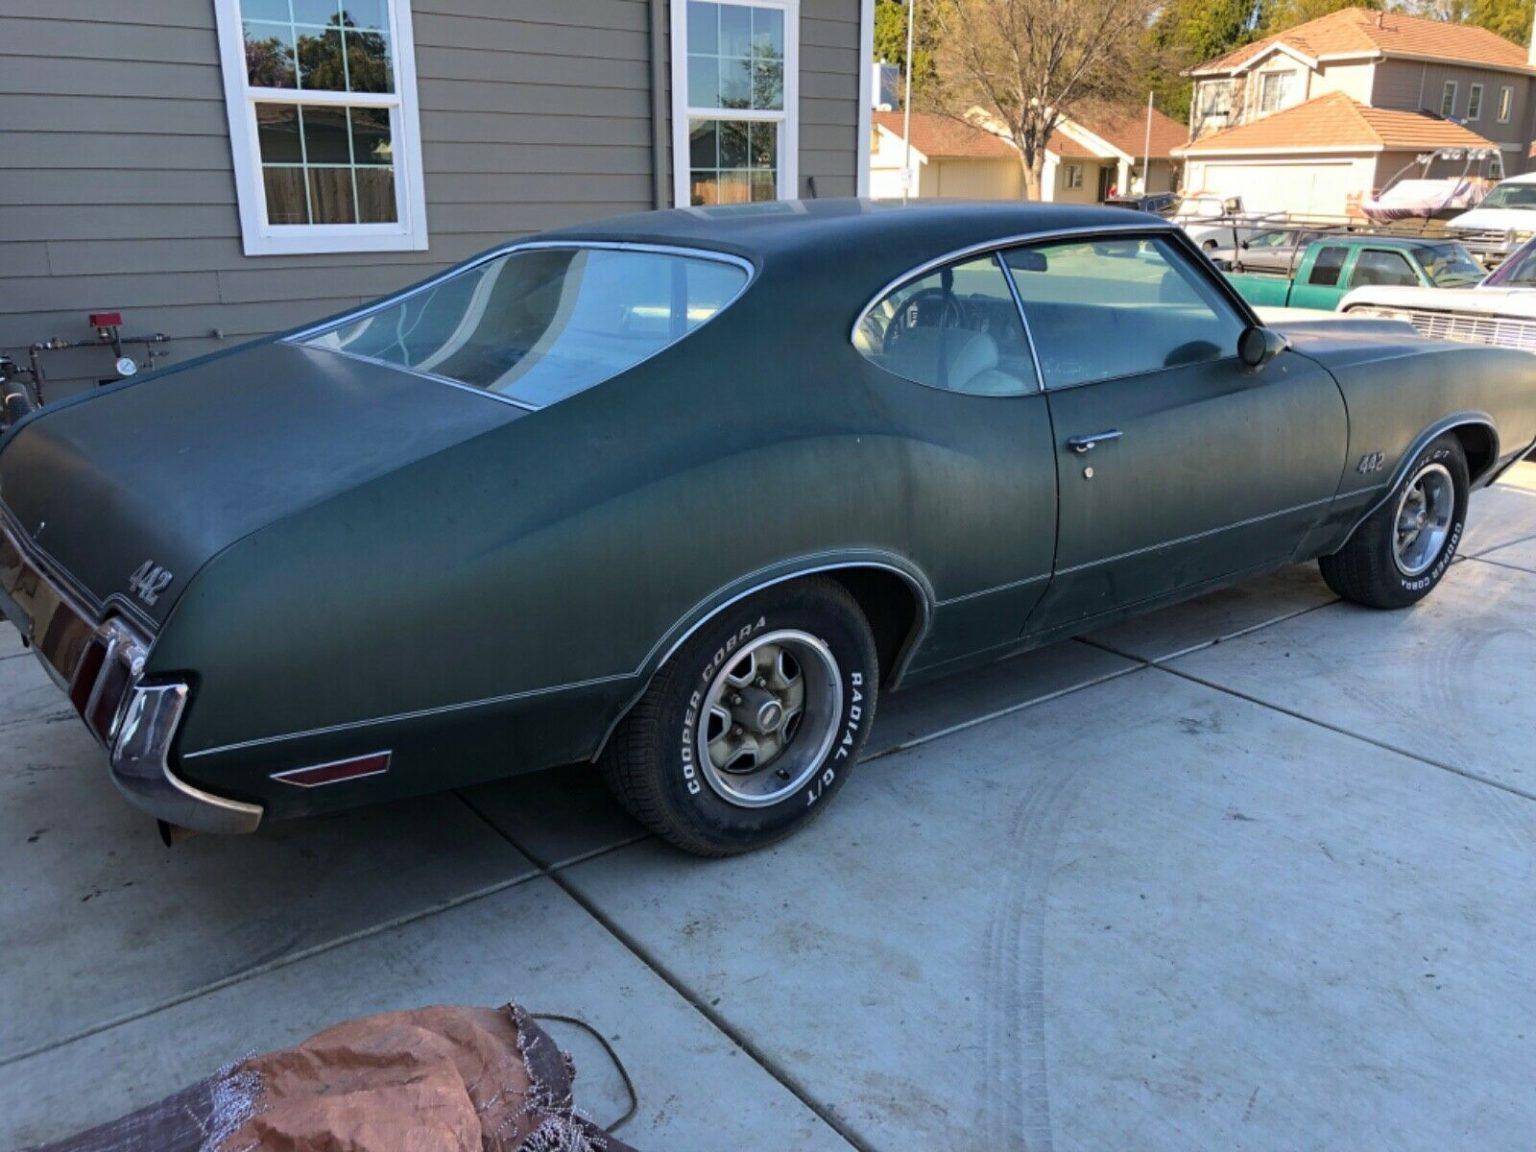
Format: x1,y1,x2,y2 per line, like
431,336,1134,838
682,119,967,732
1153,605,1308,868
1483,237,1536,286
302,247,749,407
1414,243,1485,286
1474,182,1536,211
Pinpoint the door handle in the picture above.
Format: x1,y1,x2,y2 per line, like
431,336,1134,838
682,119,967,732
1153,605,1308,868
1066,429,1123,454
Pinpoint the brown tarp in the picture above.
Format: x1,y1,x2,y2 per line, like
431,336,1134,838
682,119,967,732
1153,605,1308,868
27,1004,637,1152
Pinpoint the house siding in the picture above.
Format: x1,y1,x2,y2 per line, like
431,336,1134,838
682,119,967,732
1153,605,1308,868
1370,57,1534,169
0,0,862,397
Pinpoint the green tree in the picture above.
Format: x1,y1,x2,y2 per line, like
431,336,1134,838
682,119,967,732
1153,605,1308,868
874,0,937,101
1405,0,1532,45
1140,0,1263,121
1262,0,1380,33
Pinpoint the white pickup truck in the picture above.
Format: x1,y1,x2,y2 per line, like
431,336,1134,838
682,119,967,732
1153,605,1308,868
1339,233,1536,353
1172,195,1287,252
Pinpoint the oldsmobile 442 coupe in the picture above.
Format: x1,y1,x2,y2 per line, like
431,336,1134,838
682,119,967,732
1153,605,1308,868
3,200,1535,856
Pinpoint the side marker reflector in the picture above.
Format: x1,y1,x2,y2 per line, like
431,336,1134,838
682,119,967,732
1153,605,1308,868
271,751,391,788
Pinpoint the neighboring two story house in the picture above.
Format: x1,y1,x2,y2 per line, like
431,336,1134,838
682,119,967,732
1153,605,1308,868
1174,6,1535,217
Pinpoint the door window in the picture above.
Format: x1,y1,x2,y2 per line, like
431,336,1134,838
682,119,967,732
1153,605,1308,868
1308,246,1348,286
854,255,1038,396
1001,235,1246,390
1350,249,1418,288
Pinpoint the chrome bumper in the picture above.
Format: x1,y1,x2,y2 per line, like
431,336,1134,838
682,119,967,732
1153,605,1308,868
0,521,261,834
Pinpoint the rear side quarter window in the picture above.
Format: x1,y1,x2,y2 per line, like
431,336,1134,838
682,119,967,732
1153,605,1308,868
1308,246,1348,287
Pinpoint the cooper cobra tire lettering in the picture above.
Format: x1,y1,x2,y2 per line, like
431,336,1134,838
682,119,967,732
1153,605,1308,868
600,579,879,856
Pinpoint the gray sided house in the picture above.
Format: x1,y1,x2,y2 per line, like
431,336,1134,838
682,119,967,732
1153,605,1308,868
0,0,872,397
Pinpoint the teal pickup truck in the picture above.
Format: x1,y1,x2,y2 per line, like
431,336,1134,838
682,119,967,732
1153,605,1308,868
1222,235,1484,310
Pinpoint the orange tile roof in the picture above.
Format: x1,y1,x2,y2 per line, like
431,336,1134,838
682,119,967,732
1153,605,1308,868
1195,6,1534,75
873,110,1018,159
1069,100,1188,158
1174,90,1497,153
876,106,1183,161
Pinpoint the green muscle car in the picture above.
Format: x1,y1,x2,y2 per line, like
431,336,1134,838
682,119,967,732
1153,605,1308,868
3,200,1534,856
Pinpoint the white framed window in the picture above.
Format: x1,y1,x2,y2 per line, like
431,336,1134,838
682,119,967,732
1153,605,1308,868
1468,83,1484,120
1063,164,1083,190
213,0,428,256
1499,84,1514,123
1441,80,1458,118
1200,81,1233,116
1258,69,1295,114
671,0,800,206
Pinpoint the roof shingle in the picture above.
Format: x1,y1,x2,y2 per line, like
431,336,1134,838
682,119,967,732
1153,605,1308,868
1194,6,1534,75
872,110,1018,159
1174,90,1499,153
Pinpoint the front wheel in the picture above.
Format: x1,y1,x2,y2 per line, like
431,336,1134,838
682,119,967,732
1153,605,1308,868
600,578,878,856
1319,433,1468,609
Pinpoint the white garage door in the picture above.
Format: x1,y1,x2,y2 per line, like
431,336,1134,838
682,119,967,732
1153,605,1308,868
1191,160,1357,218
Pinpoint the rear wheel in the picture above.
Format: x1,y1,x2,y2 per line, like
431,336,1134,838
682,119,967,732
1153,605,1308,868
1319,434,1468,609
600,578,878,856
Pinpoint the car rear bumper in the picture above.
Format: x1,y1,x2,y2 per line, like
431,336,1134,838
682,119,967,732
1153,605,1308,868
0,519,262,834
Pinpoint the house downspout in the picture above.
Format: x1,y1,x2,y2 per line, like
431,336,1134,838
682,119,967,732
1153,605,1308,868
650,0,669,208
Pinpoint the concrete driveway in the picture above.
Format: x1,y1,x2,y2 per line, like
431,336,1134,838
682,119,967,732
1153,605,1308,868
4,466,1536,1151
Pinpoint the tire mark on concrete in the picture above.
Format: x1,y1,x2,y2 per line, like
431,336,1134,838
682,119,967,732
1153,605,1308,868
978,762,1082,1152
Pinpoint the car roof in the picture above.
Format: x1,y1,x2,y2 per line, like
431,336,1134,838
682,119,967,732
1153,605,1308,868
536,197,1167,269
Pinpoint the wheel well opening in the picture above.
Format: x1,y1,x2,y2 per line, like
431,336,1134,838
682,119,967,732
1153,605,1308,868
1452,423,1497,483
825,568,924,687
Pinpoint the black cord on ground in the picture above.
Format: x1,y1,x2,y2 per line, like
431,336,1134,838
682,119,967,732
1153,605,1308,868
532,1012,639,1133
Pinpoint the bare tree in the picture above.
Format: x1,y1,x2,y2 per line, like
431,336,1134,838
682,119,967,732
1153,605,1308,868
927,0,1157,199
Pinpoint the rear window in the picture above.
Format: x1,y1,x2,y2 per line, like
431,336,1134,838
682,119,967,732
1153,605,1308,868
301,246,749,407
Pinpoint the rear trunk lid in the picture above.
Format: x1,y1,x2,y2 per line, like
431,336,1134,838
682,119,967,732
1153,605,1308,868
0,339,520,629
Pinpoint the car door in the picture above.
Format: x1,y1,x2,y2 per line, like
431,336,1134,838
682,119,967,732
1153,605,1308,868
1346,247,1422,290
1002,233,1348,633
1289,242,1352,309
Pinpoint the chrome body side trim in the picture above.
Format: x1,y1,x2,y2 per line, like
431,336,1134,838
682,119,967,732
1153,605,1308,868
111,683,263,834
185,554,936,764
1053,494,1341,577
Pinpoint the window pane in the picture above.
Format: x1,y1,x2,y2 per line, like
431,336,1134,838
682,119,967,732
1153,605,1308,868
301,104,352,163
689,119,719,167
245,21,297,87
748,121,775,167
341,0,388,31
291,0,342,24
718,120,748,167
308,166,357,223
719,57,751,108
719,4,752,56
1351,250,1417,288
752,60,783,110
688,55,720,107
256,102,304,162
263,165,309,223
350,106,393,164
750,170,775,201
752,7,783,55
354,165,397,222
1309,246,1347,286
689,170,720,205
1003,236,1244,389
242,0,293,21
345,27,393,92
304,249,750,406
854,256,1036,396
687,1,719,54
297,26,348,90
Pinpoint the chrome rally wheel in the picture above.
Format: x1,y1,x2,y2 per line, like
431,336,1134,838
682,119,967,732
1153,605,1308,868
696,630,843,808
1392,461,1455,578
599,577,879,856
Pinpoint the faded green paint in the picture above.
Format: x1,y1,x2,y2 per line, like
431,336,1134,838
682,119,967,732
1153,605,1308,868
1226,235,1477,311
3,200,1535,826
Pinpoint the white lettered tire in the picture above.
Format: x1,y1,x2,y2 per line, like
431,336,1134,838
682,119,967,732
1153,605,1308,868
600,577,878,856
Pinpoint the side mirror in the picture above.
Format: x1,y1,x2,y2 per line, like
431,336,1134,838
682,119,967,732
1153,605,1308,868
1240,239,1251,249
1238,325,1288,370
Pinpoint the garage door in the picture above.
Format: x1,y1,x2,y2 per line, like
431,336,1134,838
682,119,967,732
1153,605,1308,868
1191,160,1357,218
